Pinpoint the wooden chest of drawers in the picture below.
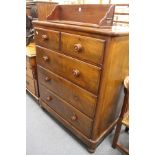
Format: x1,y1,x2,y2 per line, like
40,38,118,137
26,43,39,99
33,4,128,152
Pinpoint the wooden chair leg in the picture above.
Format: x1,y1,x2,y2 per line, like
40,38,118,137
112,120,122,148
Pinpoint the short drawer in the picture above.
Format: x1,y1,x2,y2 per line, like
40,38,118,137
61,32,105,65
26,75,35,95
39,84,93,138
35,28,60,51
36,46,101,94
38,66,97,118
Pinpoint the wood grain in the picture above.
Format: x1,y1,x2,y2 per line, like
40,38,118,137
33,5,129,151
35,28,60,51
38,65,97,118
36,2,57,20
47,4,115,26
92,36,129,139
39,84,93,137
36,46,101,95
61,32,105,65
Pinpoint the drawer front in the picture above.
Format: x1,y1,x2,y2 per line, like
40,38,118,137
26,75,35,94
38,66,97,118
36,46,101,94
39,84,93,137
35,28,60,51
61,32,105,65
26,65,33,78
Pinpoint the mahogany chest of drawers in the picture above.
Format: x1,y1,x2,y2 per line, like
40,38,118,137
33,4,128,152
26,43,39,99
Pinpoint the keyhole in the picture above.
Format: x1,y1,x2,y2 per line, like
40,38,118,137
78,7,81,12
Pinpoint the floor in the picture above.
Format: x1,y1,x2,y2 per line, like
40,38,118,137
26,94,128,155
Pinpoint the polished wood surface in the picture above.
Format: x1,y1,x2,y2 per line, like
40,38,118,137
36,46,101,94
33,21,128,37
35,28,60,51
47,4,115,26
39,84,93,137
92,36,129,139
36,1,57,20
61,32,105,65
38,66,97,118
33,4,128,152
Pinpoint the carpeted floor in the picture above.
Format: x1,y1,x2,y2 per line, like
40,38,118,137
26,94,128,155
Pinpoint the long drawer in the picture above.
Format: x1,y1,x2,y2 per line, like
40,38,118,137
38,65,97,118
36,46,101,94
35,28,60,51
39,84,93,137
61,32,105,65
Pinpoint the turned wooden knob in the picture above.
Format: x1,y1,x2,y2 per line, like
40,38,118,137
42,56,49,61
72,69,80,77
74,44,82,52
42,34,48,40
45,76,50,81
71,115,77,121
46,96,52,101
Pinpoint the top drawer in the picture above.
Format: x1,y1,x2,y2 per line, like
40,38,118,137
61,32,105,65
35,28,60,51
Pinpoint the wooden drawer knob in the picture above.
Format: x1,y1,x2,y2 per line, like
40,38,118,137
42,34,48,40
71,114,78,121
72,69,80,77
43,56,49,62
46,96,52,101
74,44,82,52
45,76,50,81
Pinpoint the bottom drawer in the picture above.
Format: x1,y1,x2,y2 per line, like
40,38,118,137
26,75,35,95
39,84,93,138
